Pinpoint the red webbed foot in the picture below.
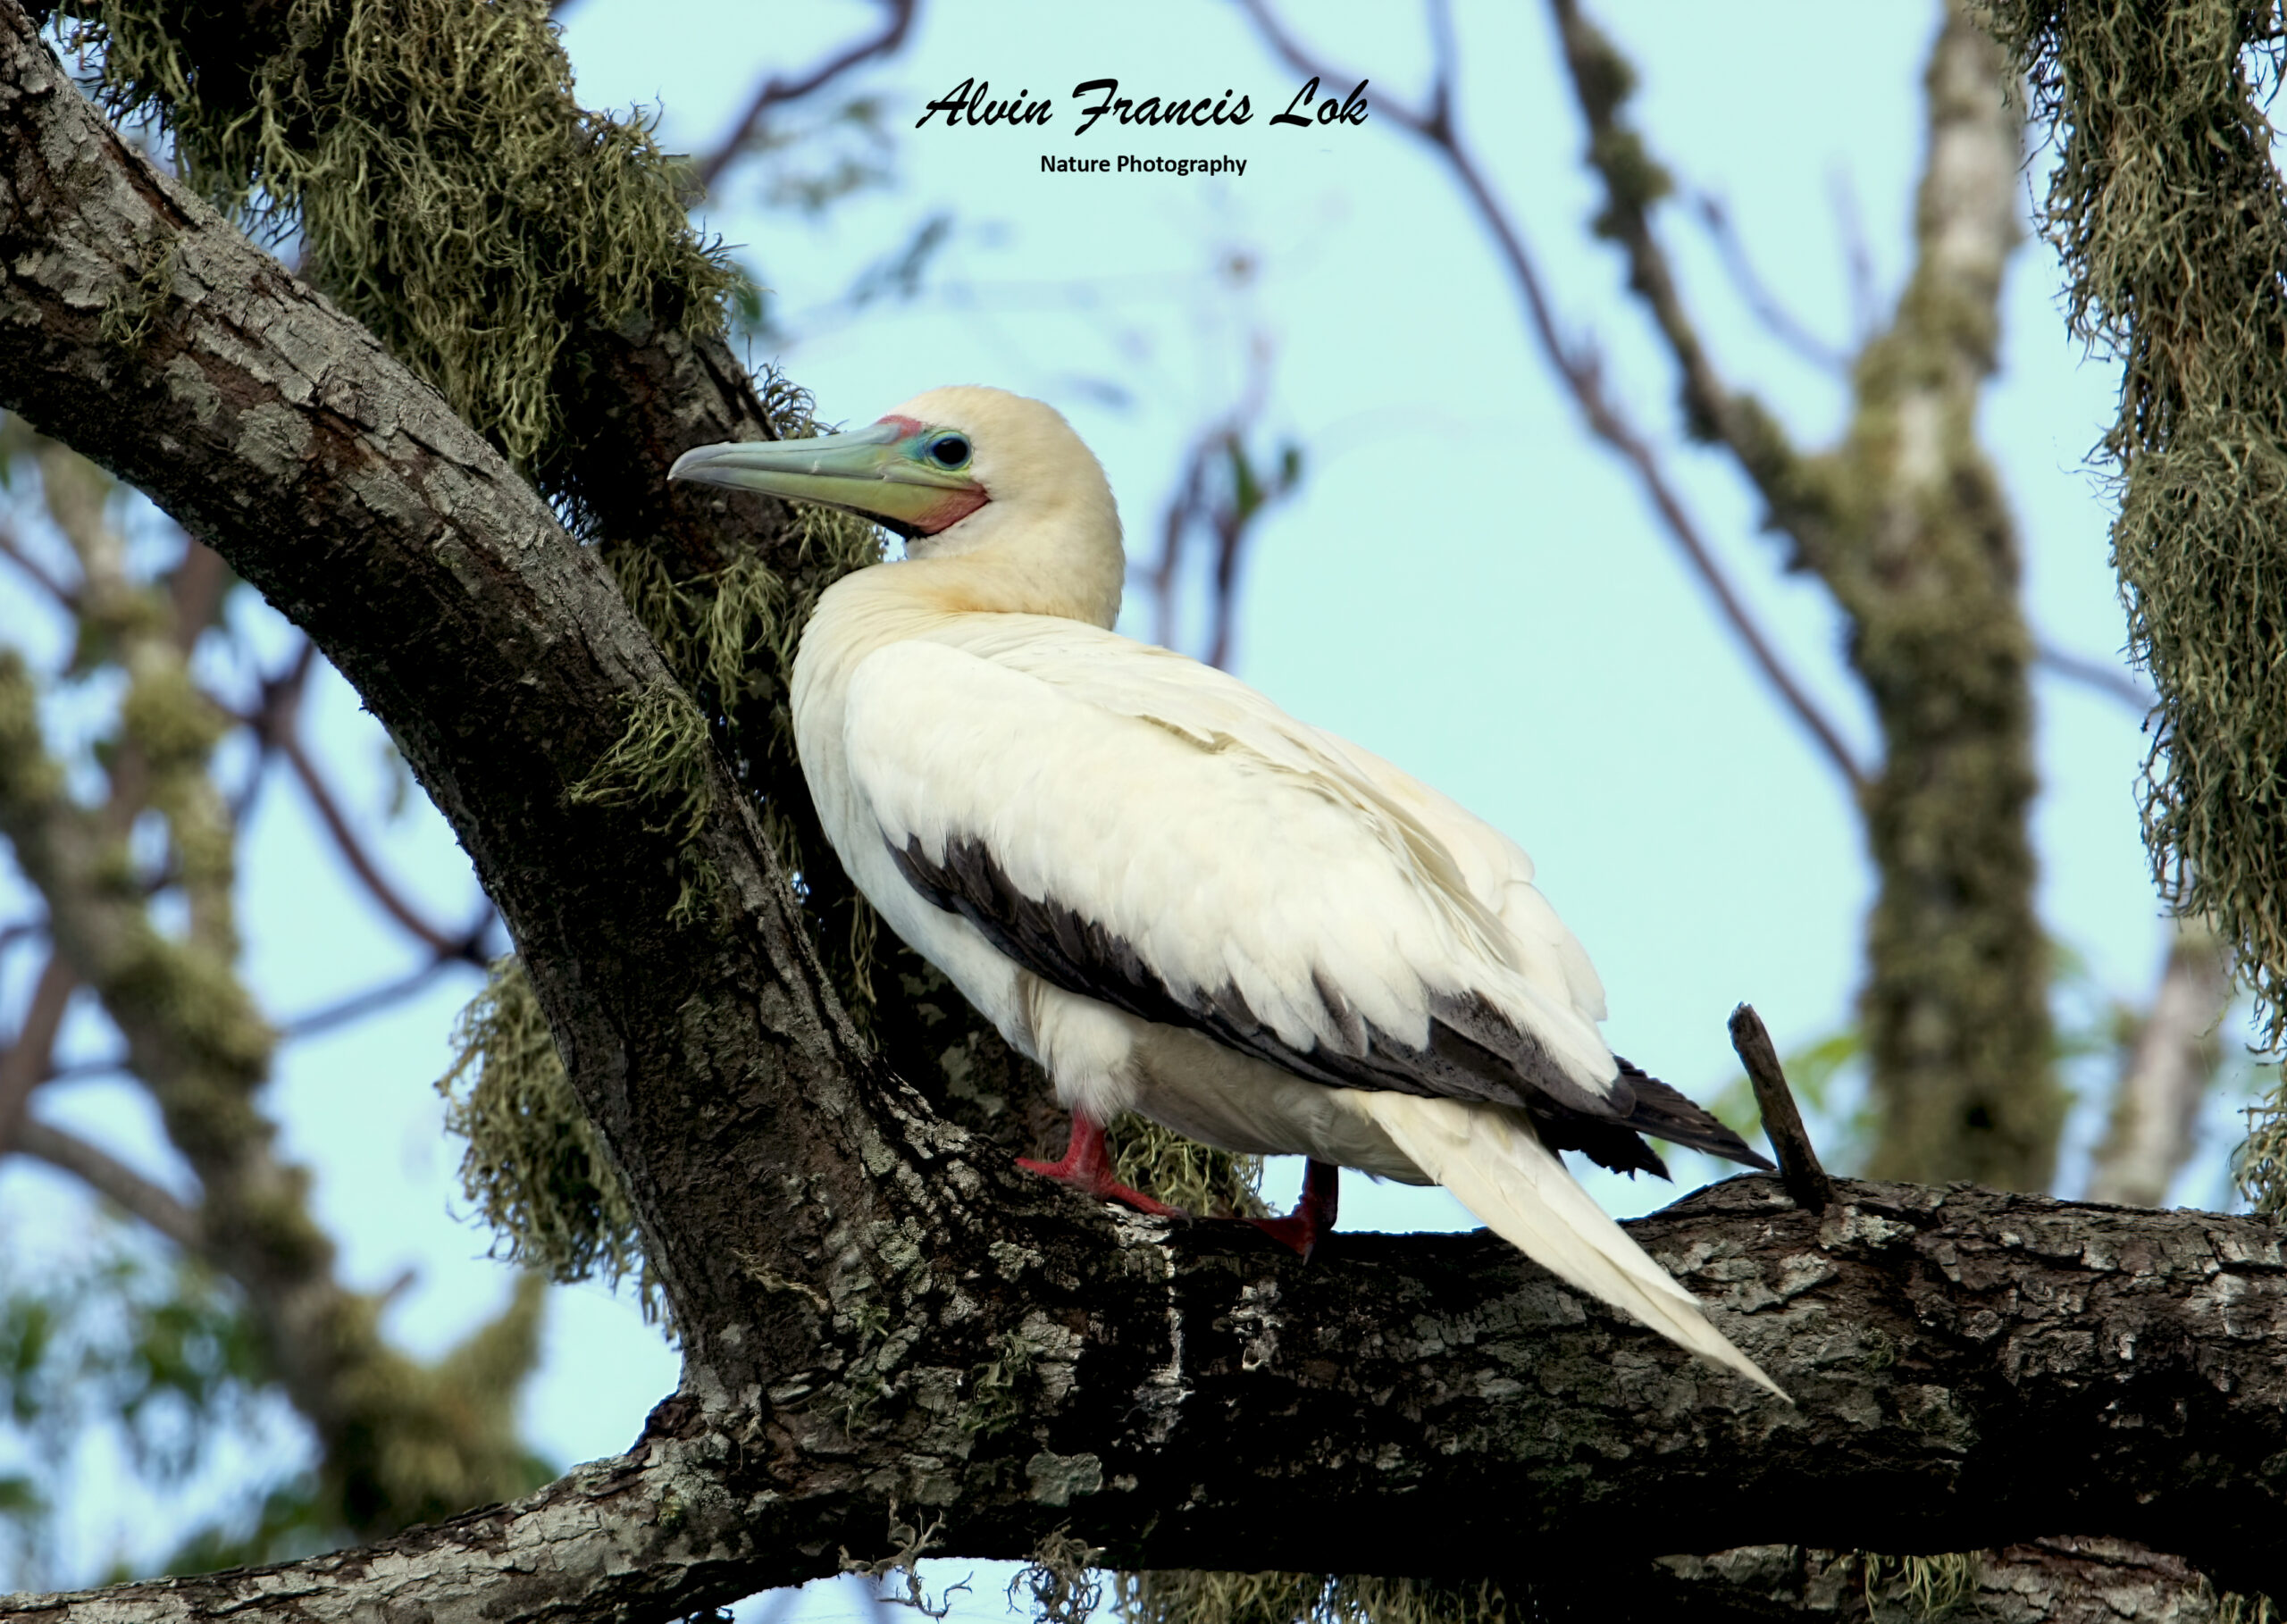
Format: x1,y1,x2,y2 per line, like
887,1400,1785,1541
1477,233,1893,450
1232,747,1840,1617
1247,1157,1340,1260
1018,1114,1185,1218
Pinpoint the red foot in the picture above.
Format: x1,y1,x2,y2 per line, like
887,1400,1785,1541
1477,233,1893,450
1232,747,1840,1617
1247,1158,1341,1260
1018,1115,1185,1218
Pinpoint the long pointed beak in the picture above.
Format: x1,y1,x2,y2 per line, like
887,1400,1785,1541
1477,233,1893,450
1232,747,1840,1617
668,422,984,535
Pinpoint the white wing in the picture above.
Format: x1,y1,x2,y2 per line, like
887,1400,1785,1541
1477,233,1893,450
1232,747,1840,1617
943,615,1609,1023
841,615,1622,1115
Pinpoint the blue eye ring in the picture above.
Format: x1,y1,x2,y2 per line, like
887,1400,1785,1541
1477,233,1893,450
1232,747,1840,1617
926,433,971,469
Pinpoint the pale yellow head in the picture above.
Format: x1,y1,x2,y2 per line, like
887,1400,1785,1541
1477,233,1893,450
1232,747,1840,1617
669,385,1124,627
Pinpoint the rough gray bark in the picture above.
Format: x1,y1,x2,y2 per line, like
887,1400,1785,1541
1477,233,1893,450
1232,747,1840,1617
1647,1536,2232,1622
2,7,2286,1620
17,1177,2287,1620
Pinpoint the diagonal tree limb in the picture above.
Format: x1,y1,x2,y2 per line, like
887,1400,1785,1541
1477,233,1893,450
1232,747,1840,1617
0,515,73,607
11,1115,202,1251
694,0,917,193
275,723,485,960
0,950,72,1151
0,230,546,1542
1542,0,1837,551
1236,0,1867,792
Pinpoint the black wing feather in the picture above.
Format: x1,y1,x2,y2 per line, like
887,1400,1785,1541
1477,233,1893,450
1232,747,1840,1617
889,832,1769,1176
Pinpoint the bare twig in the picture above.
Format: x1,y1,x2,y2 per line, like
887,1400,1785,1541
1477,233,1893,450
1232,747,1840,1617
694,0,917,194
2088,917,2233,1208
1729,1002,1835,1214
0,948,72,1151
280,952,475,1038
1236,0,1867,791
1830,167,1881,347
1149,335,1299,670
0,515,72,605
2037,643,2155,713
12,1114,203,1251
1692,193,1853,372
279,725,482,960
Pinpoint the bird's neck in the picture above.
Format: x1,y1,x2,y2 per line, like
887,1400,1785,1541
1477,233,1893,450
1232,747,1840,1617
885,551,1118,626
856,514,1116,628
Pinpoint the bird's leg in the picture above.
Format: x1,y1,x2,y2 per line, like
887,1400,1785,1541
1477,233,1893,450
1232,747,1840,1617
1018,1113,1184,1218
1247,1157,1341,1260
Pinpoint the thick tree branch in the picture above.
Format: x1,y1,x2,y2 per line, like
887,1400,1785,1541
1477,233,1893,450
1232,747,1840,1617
0,190,541,1541
0,1437,768,1624
12,1180,2287,1620
1648,1535,2235,1622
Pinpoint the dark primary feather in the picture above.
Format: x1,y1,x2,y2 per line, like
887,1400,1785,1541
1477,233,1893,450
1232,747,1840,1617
889,832,1770,1178
1609,1059,1774,1174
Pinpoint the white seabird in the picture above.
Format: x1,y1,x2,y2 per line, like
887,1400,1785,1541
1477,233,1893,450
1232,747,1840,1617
670,386,1785,1397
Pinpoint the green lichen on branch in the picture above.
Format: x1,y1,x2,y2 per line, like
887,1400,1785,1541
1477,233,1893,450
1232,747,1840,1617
594,469,886,975
1106,1116,1266,1218
438,956,652,1310
1114,1571,1511,1624
570,675,718,921
1860,1551,1982,1620
2236,1087,2287,1218
61,0,738,481
1977,0,2287,1044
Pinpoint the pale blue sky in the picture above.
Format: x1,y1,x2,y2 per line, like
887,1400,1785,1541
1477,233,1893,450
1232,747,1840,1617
0,0,2228,1598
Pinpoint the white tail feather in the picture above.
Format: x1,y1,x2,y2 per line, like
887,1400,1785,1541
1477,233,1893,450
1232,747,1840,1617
1353,1092,1789,1400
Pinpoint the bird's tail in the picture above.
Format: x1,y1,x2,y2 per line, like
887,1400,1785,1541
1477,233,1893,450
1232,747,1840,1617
1352,1091,1789,1401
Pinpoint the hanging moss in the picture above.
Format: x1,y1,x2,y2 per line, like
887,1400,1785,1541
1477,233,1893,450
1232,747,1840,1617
1978,0,2287,1044
63,0,739,482
1114,1571,1512,1624
2236,1091,2287,1217
1106,1117,1266,1219
436,956,655,1315
592,478,888,975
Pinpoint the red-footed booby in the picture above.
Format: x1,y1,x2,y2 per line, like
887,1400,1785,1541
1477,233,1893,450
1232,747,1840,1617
670,386,1785,1398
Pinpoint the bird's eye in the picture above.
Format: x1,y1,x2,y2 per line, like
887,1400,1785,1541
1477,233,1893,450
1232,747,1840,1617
928,434,971,468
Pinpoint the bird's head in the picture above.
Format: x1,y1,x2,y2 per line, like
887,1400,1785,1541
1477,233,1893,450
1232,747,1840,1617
668,386,1123,625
